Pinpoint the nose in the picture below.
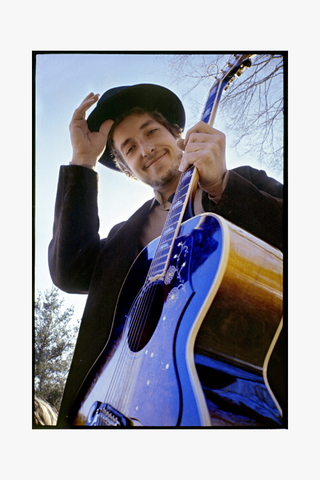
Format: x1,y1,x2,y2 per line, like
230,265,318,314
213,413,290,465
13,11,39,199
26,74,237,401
140,140,155,157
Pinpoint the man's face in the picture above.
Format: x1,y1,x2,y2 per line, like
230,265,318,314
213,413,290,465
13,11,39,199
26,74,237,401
111,113,183,190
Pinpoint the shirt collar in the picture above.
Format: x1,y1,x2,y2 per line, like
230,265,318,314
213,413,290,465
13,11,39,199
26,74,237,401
149,190,175,212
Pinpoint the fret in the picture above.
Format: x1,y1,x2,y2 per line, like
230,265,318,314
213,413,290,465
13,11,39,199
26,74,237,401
161,227,175,237
150,258,167,271
201,85,221,123
170,194,188,210
176,174,193,191
154,238,171,252
160,232,175,245
148,259,167,281
171,199,184,210
172,183,190,200
162,211,184,235
151,257,167,267
153,249,171,263
166,208,184,223
163,225,175,236
158,242,170,251
168,198,185,214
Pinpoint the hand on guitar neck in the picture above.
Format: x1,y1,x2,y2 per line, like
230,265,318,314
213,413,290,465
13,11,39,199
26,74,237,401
177,121,228,198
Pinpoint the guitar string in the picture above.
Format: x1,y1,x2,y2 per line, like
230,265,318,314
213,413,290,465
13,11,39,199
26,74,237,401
96,170,195,422
101,171,193,416
101,253,165,411
115,172,195,409
104,283,159,413
117,285,159,413
110,222,179,412
97,162,199,417
119,170,193,357
101,172,198,417
101,262,166,413
101,298,145,412
105,183,198,418
104,245,169,410
117,172,195,408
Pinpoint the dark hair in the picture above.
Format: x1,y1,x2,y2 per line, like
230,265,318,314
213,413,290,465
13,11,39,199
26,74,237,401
107,107,182,179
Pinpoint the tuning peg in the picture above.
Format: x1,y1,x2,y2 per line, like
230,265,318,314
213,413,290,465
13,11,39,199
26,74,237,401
242,59,252,68
224,76,235,91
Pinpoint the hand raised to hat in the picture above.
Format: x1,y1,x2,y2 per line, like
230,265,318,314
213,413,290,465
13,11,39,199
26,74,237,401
69,93,114,167
177,122,228,198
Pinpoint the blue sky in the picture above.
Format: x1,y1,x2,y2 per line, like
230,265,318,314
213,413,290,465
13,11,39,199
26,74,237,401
35,52,284,321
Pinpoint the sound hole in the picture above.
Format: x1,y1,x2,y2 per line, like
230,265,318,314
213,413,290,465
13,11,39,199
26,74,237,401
127,283,165,352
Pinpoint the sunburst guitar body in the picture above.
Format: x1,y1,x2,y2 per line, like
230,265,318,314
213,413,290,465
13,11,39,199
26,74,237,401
70,213,283,427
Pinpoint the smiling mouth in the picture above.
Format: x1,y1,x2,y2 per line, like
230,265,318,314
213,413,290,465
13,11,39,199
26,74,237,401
146,152,167,169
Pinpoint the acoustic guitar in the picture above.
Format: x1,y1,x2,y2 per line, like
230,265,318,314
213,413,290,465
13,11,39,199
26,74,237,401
70,55,284,427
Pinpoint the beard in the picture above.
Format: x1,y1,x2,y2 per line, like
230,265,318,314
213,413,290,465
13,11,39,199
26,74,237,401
145,149,183,190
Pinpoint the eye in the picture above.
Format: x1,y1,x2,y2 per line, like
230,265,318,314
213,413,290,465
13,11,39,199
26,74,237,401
126,145,135,156
148,128,158,136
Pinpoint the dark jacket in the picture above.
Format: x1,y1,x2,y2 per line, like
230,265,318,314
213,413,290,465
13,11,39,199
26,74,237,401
49,164,283,426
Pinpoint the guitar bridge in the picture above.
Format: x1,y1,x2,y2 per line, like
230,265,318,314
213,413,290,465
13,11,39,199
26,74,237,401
86,401,131,426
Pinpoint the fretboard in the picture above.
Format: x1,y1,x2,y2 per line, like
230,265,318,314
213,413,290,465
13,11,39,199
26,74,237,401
147,166,198,283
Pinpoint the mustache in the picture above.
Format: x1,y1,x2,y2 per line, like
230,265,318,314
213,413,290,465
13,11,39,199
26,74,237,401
144,149,168,169
144,148,183,170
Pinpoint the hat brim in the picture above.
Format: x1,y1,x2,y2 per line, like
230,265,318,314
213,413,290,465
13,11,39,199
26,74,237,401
86,84,185,170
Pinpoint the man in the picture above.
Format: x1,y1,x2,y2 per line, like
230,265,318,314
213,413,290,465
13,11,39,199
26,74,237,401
49,84,284,427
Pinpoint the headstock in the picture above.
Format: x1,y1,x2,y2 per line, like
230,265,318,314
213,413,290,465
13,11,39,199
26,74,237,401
201,54,255,126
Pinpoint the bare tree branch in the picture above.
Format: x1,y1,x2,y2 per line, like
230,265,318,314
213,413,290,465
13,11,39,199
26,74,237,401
163,54,284,175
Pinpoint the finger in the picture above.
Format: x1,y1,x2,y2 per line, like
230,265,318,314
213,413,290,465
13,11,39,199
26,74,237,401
185,135,225,155
184,122,223,146
71,93,100,122
179,149,208,172
185,133,215,148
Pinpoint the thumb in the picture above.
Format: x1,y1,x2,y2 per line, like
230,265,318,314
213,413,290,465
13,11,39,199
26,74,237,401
99,119,115,140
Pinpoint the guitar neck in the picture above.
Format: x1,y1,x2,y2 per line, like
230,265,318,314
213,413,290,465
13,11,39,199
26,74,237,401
147,167,198,283
147,54,253,284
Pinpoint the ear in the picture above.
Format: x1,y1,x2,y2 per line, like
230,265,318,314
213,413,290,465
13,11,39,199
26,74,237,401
176,136,186,151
